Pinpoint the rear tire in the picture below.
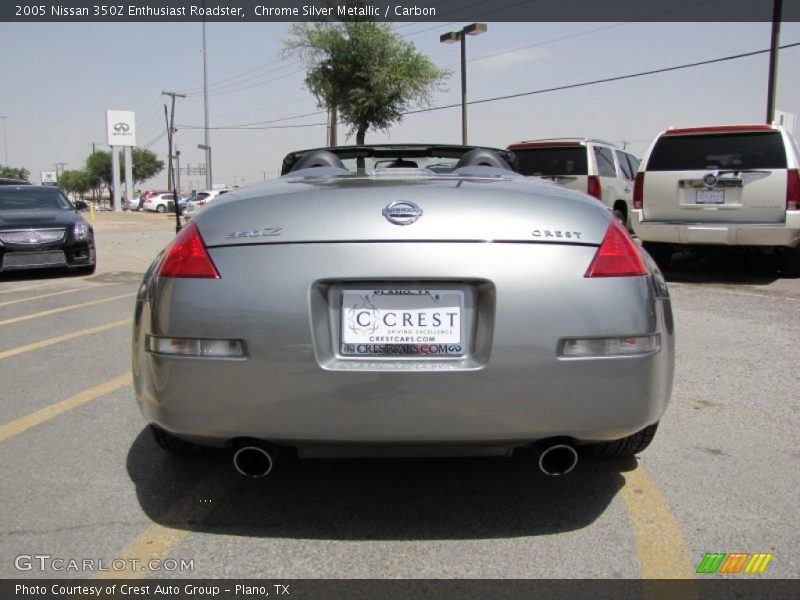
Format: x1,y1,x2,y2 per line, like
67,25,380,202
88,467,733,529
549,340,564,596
642,242,672,271
778,247,800,277
150,425,217,456
156,204,166,213
612,203,628,227
590,422,659,458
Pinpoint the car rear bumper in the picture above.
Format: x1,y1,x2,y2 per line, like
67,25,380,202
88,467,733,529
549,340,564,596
631,209,800,247
133,242,674,448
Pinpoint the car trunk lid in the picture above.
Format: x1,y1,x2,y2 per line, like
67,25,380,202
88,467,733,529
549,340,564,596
195,174,610,248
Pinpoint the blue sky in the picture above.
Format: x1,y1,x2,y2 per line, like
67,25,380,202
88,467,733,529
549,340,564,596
2,20,800,190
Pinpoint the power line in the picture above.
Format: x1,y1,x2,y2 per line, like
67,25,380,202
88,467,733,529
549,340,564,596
184,62,303,98
174,41,800,131
179,109,324,130
405,41,800,116
179,121,327,131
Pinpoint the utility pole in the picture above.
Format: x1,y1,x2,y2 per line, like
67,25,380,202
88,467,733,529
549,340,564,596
54,162,67,175
162,90,186,233
766,0,783,124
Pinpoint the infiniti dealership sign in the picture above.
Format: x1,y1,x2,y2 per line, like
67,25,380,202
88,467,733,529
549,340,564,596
106,110,136,147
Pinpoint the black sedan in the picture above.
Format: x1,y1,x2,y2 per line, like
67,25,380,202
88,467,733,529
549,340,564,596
0,185,95,274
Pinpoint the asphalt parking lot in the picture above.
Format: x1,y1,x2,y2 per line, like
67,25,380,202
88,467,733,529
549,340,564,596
0,209,797,585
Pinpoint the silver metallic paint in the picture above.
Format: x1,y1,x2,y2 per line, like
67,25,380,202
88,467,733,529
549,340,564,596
133,172,674,454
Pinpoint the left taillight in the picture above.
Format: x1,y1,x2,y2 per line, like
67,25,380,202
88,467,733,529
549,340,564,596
157,221,220,278
587,175,603,201
585,219,647,278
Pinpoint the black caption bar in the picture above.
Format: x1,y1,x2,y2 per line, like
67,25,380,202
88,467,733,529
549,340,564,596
3,579,798,600
2,0,800,22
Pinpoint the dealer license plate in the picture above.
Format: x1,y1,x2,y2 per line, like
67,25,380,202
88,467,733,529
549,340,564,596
696,190,724,204
341,289,464,357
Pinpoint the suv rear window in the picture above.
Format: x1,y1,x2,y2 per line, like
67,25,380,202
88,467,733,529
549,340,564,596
647,132,787,171
513,147,588,177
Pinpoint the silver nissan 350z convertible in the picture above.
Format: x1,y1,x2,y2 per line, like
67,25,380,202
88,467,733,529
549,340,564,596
133,145,674,478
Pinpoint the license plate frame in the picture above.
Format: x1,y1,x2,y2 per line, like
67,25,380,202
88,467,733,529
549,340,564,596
340,288,465,358
696,189,725,204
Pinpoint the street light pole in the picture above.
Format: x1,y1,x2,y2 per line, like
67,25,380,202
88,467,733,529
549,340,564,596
440,23,487,145
202,6,212,189
0,116,8,165
198,144,212,190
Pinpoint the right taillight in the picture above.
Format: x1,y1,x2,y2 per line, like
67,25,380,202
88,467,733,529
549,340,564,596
585,219,648,278
633,172,644,209
587,175,602,201
157,221,220,279
787,168,800,210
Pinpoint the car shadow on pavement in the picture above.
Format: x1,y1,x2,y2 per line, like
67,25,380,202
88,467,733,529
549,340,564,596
0,267,90,281
663,251,785,285
127,428,636,540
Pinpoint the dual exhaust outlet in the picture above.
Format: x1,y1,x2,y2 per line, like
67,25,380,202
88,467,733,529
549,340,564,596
231,440,578,478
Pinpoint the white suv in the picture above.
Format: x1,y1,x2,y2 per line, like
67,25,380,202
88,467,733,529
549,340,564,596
142,192,181,213
182,189,230,220
508,138,640,227
631,124,800,275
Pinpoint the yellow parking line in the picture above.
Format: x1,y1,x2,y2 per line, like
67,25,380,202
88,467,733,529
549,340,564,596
102,476,226,579
621,466,697,596
0,292,134,326
0,318,130,360
0,282,120,308
0,373,132,443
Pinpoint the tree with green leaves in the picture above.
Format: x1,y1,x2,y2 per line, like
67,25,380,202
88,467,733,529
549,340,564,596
283,20,450,145
57,169,93,199
85,148,164,196
0,165,30,181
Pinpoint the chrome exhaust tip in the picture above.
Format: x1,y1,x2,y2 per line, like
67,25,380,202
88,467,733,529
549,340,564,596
233,445,274,478
538,443,578,476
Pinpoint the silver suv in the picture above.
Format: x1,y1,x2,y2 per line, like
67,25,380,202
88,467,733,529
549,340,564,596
509,138,640,227
631,124,800,275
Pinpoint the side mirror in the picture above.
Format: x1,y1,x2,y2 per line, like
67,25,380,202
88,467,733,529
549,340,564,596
74,200,88,210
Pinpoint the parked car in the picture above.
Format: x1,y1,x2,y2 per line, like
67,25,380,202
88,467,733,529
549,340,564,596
182,189,230,220
0,178,32,186
508,138,639,227
134,144,673,479
0,185,95,274
631,123,800,275
135,190,170,211
142,192,184,214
